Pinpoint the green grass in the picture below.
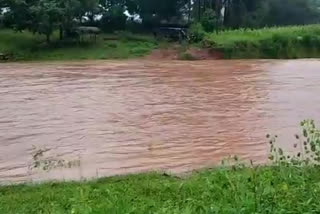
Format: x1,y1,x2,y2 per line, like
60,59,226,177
0,29,157,61
3,25,320,61
206,24,320,59
1,165,320,214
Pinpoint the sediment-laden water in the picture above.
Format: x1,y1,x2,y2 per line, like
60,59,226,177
1,59,319,184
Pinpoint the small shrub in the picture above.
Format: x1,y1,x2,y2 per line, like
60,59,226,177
107,43,117,48
188,23,206,43
129,47,150,56
268,120,320,166
201,9,219,32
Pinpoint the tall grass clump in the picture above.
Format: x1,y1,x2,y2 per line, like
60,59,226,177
269,119,320,166
206,24,320,59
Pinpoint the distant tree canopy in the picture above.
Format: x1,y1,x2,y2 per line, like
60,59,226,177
1,0,320,41
2,0,100,42
195,0,320,29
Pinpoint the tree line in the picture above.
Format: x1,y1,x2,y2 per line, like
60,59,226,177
1,0,320,42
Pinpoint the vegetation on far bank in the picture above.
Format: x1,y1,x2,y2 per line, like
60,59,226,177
0,29,157,61
2,0,320,61
201,24,320,59
4,24,320,61
3,24,320,61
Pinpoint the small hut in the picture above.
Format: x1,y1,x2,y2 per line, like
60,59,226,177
76,26,101,42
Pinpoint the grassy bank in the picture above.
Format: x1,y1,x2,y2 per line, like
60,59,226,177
3,25,320,61
2,120,320,213
206,24,320,59
0,29,157,61
1,165,320,214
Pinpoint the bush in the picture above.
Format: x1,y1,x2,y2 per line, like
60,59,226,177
188,23,206,43
269,120,320,165
107,42,117,48
129,46,150,56
201,9,219,32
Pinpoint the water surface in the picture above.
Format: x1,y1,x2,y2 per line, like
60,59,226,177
1,59,320,184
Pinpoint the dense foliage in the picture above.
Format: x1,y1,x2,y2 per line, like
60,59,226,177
1,0,320,61
1,0,320,40
214,0,319,28
1,0,100,42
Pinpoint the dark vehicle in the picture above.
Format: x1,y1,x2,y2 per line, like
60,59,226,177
153,27,188,41
0,52,12,61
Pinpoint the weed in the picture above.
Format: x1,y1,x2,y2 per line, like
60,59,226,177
30,146,80,171
268,120,320,166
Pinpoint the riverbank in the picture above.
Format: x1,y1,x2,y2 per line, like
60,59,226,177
3,25,320,61
1,165,320,213
0,29,157,61
205,24,320,59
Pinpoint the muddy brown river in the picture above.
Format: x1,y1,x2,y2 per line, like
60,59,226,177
1,59,320,184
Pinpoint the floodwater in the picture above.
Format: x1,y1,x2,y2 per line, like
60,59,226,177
0,59,320,184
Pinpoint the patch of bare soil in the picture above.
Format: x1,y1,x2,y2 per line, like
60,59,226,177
146,48,180,60
186,48,224,60
147,47,224,60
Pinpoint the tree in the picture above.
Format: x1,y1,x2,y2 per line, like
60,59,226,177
216,0,319,29
29,0,62,42
0,0,7,7
3,0,320,39
57,0,81,40
264,0,318,26
4,0,32,31
79,0,100,23
100,3,127,32
127,0,188,28
3,0,100,42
